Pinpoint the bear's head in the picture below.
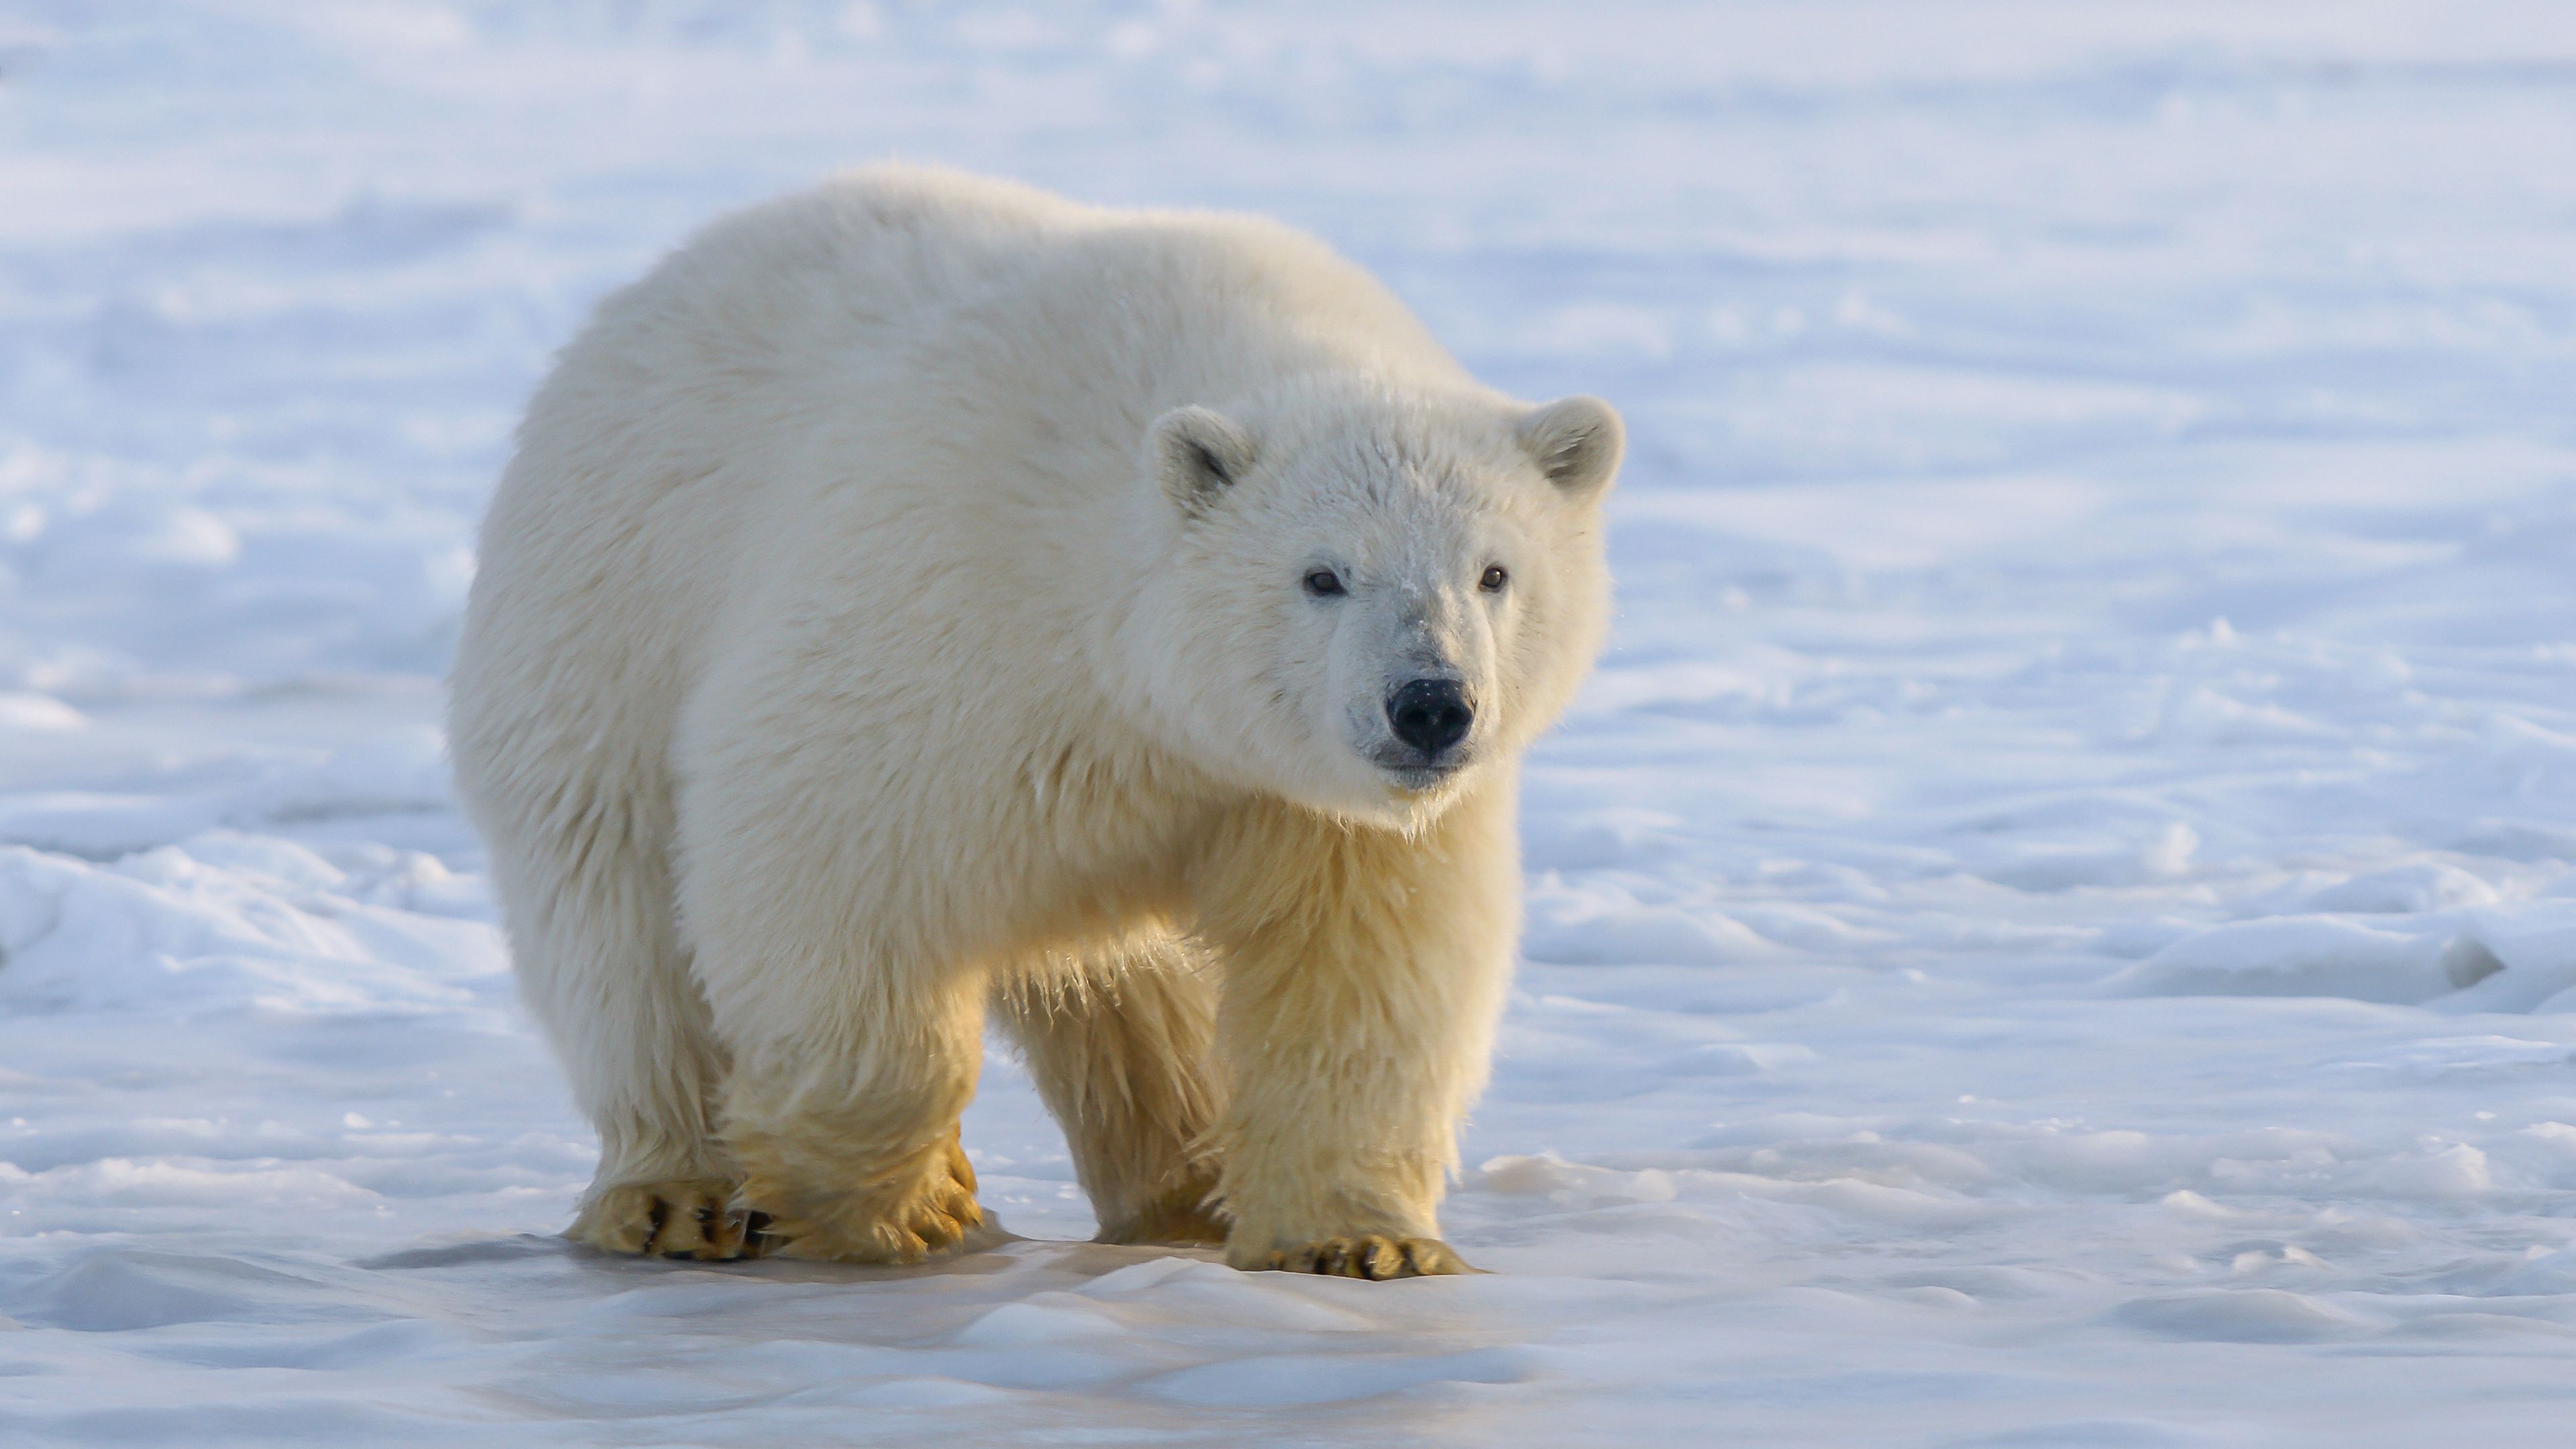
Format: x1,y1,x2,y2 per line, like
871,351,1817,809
1132,379,1621,828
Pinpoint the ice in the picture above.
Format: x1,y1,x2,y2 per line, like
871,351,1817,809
2110,1288,2379,1344
2305,861,2502,914
5,1248,370,1333
7,0,2576,1444
0,835,503,1014
2104,916,2488,1004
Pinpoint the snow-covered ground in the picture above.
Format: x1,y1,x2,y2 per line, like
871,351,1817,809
7,1,2576,1442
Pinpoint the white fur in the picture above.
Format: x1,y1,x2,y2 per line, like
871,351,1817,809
448,166,1619,1271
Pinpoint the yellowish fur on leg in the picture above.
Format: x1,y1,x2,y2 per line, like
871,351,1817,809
1095,1166,1228,1246
706,953,988,1265
1193,785,1520,1273
732,1122,983,1265
569,1179,757,1260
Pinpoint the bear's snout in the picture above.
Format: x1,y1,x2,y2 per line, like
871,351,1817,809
1386,678,1474,759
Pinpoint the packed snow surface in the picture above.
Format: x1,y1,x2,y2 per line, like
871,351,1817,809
7,2,2576,1443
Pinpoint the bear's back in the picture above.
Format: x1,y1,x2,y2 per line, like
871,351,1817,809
570,165,1460,460
495,165,1463,563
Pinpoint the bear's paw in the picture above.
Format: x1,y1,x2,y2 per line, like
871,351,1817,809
1249,1235,1482,1279
755,1135,985,1265
569,1179,761,1260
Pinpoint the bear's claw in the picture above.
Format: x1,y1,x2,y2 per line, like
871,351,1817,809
569,1179,759,1260
1254,1235,1481,1279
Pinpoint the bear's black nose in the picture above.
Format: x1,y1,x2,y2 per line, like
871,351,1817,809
1387,678,1473,757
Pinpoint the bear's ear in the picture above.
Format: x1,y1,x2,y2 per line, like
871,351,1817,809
1150,406,1256,519
1516,395,1623,501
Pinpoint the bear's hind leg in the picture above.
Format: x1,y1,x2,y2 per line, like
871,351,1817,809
995,935,1226,1246
472,777,746,1260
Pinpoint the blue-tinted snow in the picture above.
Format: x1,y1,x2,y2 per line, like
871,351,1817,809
6,2,2576,1442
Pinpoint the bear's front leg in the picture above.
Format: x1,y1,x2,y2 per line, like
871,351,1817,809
713,982,987,1264
676,687,996,1265
1193,784,1520,1279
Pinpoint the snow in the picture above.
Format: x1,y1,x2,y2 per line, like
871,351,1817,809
7,1,2576,1442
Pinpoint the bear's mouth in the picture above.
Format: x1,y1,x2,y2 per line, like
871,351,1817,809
1371,751,1470,792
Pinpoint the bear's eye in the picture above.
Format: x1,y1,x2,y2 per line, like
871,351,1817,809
1479,564,1509,592
1303,569,1346,598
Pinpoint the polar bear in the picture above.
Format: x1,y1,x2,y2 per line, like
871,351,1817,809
448,167,1619,1278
